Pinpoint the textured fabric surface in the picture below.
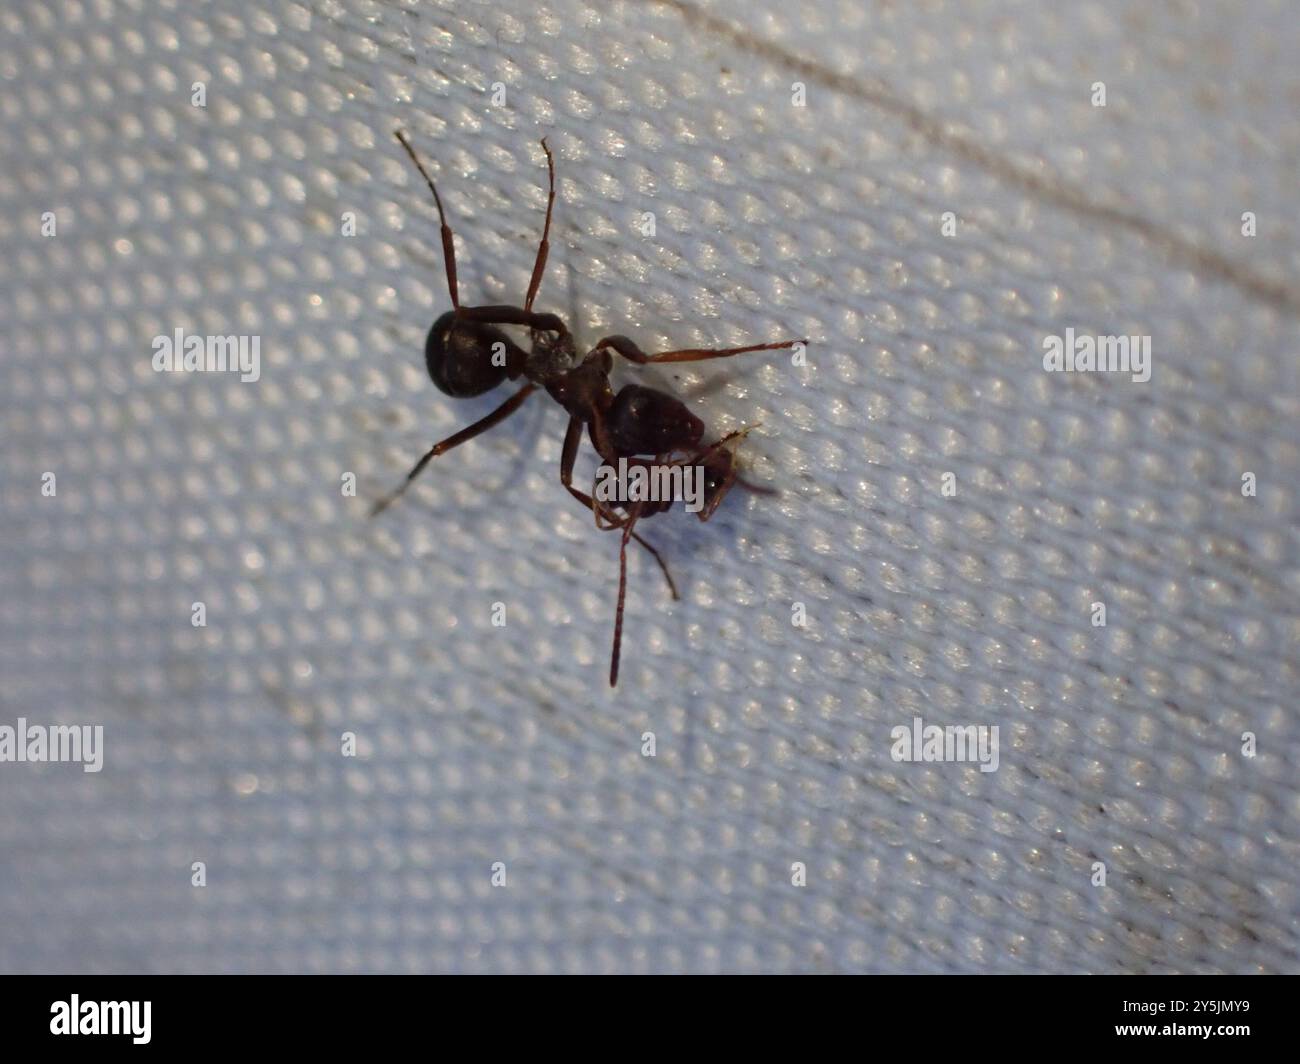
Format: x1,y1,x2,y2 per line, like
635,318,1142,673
0,0,1297,973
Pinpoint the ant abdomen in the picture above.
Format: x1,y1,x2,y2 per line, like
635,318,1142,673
607,384,705,456
425,310,527,397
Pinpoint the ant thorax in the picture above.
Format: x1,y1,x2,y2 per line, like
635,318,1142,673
523,326,579,385
537,347,616,420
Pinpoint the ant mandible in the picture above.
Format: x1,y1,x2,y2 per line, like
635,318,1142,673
374,130,803,685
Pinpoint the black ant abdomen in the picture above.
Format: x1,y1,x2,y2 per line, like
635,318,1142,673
606,384,705,456
425,310,526,398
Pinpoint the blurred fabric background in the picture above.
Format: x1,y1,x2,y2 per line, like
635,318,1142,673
0,0,1296,972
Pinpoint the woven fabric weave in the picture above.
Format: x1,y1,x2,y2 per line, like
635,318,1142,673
0,0,1296,973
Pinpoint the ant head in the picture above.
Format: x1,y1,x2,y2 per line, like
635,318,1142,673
697,449,735,521
696,425,761,521
425,311,525,397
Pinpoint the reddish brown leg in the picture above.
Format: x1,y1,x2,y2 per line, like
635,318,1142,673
586,403,617,465
370,382,537,516
524,138,556,313
560,415,619,528
455,305,567,334
610,497,648,687
394,131,460,310
567,483,678,602
592,334,805,364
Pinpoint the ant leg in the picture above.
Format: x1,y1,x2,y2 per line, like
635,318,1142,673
610,498,647,687
586,404,617,465
559,416,678,598
592,334,806,364
523,138,556,313
565,484,679,601
394,131,459,310
456,305,568,334
560,416,617,528
370,382,537,517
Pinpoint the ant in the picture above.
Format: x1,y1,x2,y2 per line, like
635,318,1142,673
374,130,803,685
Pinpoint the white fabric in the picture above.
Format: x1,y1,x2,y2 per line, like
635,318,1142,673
0,0,1296,973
